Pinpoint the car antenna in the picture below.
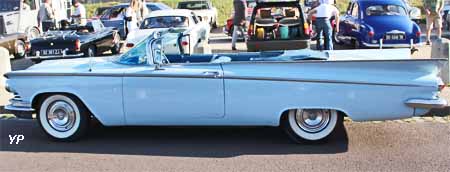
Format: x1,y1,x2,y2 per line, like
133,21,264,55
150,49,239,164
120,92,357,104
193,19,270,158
88,56,93,72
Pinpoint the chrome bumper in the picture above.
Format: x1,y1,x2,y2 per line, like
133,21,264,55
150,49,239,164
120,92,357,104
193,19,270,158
4,98,34,112
405,98,448,109
362,38,422,48
26,53,84,59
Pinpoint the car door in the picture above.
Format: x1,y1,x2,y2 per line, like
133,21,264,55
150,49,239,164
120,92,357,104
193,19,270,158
340,2,352,37
122,38,225,125
92,21,113,51
347,2,361,40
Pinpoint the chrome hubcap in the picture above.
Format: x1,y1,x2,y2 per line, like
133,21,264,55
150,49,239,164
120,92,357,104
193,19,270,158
17,44,25,55
47,101,76,132
295,109,330,133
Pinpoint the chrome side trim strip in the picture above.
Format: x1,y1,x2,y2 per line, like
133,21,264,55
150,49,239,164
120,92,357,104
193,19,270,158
6,72,432,87
405,98,448,109
5,105,35,112
5,72,223,79
223,76,431,87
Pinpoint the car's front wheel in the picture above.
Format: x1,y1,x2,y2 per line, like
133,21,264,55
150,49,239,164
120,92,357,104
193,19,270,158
14,40,26,59
282,109,343,143
37,95,89,141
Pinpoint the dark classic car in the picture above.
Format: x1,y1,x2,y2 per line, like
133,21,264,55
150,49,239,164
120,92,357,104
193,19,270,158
27,20,120,62
100,3,171,39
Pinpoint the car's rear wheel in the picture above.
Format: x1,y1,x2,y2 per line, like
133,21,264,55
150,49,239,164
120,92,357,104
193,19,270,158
352,39,360,49
282,109,343,143
37,94,89,141
84,45,96,57
14,40,26,59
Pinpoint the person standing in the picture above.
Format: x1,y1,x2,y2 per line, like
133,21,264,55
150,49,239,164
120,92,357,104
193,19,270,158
125,0,140,36
308,0,339,50
22,0,31,11
139,0,149,22
231,0,246,51
37,0,55,32
71,0,87,25
424,0,445,45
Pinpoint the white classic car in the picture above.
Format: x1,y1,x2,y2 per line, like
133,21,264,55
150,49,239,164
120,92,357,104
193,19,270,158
126,9,210,54
4,30,448,143
177,0,218,28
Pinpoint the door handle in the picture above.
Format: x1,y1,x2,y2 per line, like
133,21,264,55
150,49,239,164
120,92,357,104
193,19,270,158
203,71,221,78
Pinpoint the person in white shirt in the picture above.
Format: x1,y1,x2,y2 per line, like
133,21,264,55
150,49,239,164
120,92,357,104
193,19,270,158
308,0,339,50
37,0,55,31
125,0,140,36
71,0,86,25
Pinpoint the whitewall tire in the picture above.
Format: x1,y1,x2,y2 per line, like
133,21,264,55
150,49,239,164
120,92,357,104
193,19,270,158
283,109,343,143
37,95,88,141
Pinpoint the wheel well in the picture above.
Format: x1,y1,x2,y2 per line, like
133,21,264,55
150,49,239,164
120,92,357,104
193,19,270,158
279,108,348,125
32,92,101,123
32,92,85,112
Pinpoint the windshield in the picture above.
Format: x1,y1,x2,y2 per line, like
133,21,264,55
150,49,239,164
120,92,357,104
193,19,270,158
114,31,182,65
178,1,209,10
0,0,20,12
115,38,148,65
366,5,407,16
149,3,171,11
141,16,189,29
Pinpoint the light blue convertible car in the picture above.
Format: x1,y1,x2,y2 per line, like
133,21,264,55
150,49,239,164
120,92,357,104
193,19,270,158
4,30,448,143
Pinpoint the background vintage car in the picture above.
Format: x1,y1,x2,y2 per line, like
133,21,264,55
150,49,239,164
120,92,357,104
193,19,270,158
336,0,421,48
125,9,210,55
100,2,172,39
246,0,311,51
177,0,218,28
28,20,120,62
4,31,447,143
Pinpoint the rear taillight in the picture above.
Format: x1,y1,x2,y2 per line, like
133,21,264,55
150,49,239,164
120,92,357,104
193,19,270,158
126,43,134,48
439,84,446,91
303,23,310,36
181,36,190,54
416,31,421,37
75,39,80,51
248,24,254,36
25,41,31,52
368,31,374,37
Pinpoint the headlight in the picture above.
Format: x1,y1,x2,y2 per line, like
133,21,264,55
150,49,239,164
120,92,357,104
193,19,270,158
5,82,16,94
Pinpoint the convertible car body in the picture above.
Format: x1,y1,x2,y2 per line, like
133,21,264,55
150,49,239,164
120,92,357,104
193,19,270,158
4,30,448,143
27,20,121,62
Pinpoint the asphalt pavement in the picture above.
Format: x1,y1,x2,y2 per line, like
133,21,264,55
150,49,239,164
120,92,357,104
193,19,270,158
1,119,449,171
1,27,450,172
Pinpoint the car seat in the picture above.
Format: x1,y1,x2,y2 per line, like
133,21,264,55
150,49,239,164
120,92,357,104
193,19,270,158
255,9,278,39
279,9,301,38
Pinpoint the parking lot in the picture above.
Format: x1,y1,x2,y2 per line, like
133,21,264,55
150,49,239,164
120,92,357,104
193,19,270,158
1,27,450,172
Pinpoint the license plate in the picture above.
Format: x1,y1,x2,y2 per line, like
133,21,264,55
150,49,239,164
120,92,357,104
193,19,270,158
41,49,62,55
385,34,405,40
